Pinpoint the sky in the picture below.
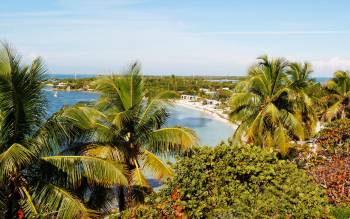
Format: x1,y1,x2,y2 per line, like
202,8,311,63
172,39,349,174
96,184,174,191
0,0,350,76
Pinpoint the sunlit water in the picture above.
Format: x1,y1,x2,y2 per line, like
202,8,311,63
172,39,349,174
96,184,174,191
45,89,234,146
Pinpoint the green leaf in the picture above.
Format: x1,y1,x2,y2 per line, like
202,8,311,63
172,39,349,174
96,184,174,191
42,155,127,187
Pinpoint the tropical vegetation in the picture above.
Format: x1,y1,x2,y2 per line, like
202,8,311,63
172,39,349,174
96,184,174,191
122,144,330,218
0,44,127,218
1,42,350,218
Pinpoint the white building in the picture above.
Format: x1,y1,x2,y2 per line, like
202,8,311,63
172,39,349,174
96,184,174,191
56,82,67,88
181,95,198,101
206,99,220,106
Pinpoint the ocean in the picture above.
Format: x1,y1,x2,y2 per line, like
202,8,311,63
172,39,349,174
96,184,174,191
48,74,331,83
48,74,97,79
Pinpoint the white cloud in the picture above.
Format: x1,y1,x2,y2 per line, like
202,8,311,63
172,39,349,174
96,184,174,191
312,57,350,74
191,31,350,36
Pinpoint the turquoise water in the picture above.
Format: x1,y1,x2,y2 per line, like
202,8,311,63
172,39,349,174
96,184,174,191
167,105,233,146
45,90,234,146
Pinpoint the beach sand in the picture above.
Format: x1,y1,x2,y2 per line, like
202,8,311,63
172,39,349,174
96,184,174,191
175,100,237,129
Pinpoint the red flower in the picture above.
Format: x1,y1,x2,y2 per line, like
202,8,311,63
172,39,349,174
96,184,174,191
171,188,180,201
17,209,25,219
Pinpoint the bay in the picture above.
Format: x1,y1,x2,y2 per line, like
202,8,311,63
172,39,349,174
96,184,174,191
45,90,234,146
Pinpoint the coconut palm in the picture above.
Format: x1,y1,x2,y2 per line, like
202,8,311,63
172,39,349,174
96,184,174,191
61,62,197,211
0,44,127,218
229,56,306,155
322,70,350,121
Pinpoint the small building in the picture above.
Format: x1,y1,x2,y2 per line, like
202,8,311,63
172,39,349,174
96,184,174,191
199,88,209,93
205,91,217,96
181,95,198,101
207,99,220,106
222,87,230,91
56,82,67,88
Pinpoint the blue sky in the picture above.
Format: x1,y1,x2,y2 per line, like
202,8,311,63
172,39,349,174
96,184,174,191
1,0,350,76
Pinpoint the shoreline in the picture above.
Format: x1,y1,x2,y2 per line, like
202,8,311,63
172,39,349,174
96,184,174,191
47,87,237,130
175,100,237,129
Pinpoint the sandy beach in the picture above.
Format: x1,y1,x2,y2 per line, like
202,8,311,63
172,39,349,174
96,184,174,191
175,100,237,129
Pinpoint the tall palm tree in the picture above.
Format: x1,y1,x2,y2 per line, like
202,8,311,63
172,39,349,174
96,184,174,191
322,70,350,121
62,63,197,212
229,56,307,155
0,44,127,218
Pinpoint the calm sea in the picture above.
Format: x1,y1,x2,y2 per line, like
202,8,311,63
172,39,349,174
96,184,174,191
44,89,233,146
48,74,331,83
48,74,97,79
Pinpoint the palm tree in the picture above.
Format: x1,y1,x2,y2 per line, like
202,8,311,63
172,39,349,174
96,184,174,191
322,70,350,121
229,56,310,155
287,62,318,138
62,62,197,212
171,74,176,91
0,43,127,218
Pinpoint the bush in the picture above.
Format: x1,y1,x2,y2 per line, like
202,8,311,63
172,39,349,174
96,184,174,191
316,119,350,156
309,156,350,205
311,119,350,206
330,205,350,219
127,144,330,218
117,205,161,219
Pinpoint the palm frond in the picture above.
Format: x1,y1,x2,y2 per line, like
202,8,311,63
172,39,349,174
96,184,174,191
131,160,150,188
63,106,106,130
147,127,198,155
42,155,127,187
141,149,173,180
0,44,47,144
19,186,39,218
82,145,124,161
274,125,290,155
32,183,95,219
324,100,343,121
0,143,34,181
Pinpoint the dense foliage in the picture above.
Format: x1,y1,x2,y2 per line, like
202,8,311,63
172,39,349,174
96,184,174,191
52,75,240,101
123,144,330,218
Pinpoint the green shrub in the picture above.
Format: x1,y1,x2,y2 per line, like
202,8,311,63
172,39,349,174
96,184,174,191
118,205,161,219
330,205,350,219
128,144,330,218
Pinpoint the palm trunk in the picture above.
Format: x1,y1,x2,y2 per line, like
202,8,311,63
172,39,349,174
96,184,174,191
117,186,126,212
5,197,13,219
5,182,16,219
126,164,135,209
118,163,135,212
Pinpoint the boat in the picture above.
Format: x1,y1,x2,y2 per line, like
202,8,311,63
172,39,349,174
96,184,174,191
54,91,58,98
